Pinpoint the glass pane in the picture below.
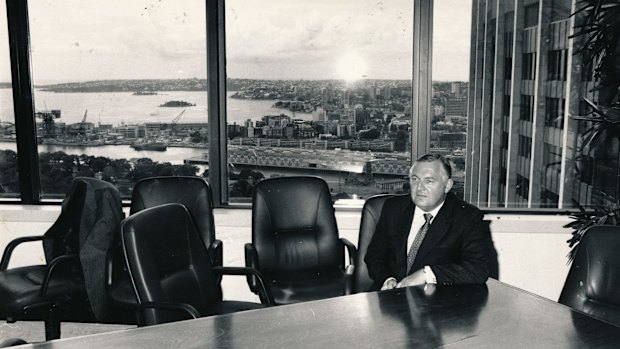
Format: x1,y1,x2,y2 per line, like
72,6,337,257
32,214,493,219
28,0,208,199
0,0,19,199
226,0,413,203
432,0,473,201
465,0,615,209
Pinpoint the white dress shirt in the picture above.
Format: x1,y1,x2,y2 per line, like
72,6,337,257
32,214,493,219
406,202,444,252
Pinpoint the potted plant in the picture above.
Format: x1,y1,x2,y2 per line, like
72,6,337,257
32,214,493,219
565,0,620,258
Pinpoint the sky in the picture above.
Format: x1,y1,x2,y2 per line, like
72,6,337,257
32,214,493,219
0,0,472,83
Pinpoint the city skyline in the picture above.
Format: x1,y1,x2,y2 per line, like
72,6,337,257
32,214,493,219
0,0,471,84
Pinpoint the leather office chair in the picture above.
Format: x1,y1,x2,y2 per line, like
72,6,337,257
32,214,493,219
245,176,356,305
129,176,222,266
0,177,123,340
346,194,396,294
559,225,620,326
107,176,224,322
121,203,274,326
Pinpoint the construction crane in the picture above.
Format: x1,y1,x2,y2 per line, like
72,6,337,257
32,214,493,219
34,110,61,138
169,109,186,135
78,110,88,138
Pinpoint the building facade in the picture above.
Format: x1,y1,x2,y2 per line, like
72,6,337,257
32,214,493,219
466,0,618,209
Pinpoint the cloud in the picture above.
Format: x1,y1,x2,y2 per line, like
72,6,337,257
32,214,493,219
1,0,471,82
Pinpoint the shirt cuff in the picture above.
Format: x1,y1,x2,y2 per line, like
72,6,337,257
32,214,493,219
423,266,437,284
382,277,397,288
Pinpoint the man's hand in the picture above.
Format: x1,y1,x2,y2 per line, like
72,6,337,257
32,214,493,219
381,277,398,290
396,269,426,288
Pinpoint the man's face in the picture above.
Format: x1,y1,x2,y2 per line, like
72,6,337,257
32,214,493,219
409,160,453,212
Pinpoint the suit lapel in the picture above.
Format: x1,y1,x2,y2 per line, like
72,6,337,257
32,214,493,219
395,197,415,276
412,193,456,267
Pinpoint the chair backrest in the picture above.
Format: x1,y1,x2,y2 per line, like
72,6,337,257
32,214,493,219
559,225,620,325
121,203,222,325
252,176,342,280
354,194,397,293
130,176,216,249
44,176,124,320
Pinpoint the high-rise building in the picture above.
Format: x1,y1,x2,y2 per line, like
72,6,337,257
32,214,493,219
465,0,617,209
445,98,467,117
451,82,461,98
383,86,391,100
369,84,377,100
343,89,351,106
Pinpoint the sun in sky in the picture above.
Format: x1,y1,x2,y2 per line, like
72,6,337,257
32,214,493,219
334,51,368,83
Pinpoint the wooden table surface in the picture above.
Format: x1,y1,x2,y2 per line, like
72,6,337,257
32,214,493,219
21,279,620,348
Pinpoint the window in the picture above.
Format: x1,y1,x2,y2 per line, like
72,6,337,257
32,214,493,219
3,0,477,206
520,94,534,121
524,3,539,28
225,0,416,202
540,189,559,207
544,97,564,128
522,52,536,80
547,49,567,81
518,135,532,158
550,0,570,22
0,0,18,199
467,0,617,209
9,0,607,210
27,0,208,198
516,174,529,201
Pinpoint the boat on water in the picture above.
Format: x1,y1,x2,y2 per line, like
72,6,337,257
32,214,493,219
130,142,168,151
133,91,158,95
39,138,105,147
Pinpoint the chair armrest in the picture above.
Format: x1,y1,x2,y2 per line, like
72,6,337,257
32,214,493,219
244,243,259,294
106,242,120,287
39,255,80,297
137,301,200,323
344,265,355,295
213,266,276,306
209,239,223,267
106,243,138,307
340,238,357,267
1,235,45,271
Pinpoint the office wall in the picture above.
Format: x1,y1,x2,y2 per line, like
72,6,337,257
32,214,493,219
0,206,572,301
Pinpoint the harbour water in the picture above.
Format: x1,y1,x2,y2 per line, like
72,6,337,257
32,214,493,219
0,88,315,126
0,88,316,165
0,88,376,196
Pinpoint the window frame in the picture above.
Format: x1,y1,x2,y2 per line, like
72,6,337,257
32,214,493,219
3,0,429,207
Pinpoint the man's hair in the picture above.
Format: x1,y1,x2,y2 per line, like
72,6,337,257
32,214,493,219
414,153,452,178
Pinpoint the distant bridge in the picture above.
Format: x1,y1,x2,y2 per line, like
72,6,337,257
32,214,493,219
185,145,410,176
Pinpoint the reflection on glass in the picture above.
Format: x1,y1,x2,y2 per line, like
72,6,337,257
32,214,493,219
27,0,207,198
466,0,619,209
225,0,416,202
0,0,18,198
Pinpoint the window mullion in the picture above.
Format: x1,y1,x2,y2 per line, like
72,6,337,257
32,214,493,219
207,0,229,206
6,0,40,204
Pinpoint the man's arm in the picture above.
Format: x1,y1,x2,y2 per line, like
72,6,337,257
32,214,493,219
431,209,490,284
364,208,394,289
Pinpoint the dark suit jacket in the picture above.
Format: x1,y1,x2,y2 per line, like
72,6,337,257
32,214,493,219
364,192,489,290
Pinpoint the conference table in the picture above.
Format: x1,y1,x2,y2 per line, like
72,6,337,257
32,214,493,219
20,279,620,348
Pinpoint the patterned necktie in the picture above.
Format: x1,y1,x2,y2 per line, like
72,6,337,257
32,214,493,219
406,213,433,274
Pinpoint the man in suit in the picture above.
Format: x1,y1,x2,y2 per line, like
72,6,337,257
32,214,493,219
365,154,490,291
